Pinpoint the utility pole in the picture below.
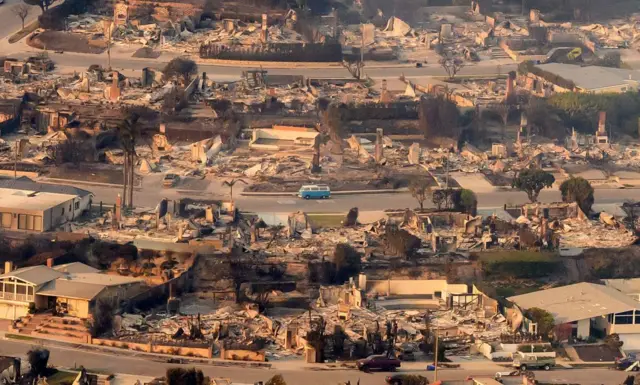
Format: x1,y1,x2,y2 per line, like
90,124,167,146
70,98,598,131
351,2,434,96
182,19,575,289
434,328,439,382
360,23,365,66
103,20,113,70
14,141,18,180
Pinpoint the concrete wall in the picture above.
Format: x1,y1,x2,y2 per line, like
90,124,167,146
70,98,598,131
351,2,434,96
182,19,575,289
249,127,318,149
577,318,590,339
365,279,468,297
220,348,266,361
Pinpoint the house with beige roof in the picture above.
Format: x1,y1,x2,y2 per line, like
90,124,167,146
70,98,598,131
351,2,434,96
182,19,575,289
0,260,145,320
509,282,640,349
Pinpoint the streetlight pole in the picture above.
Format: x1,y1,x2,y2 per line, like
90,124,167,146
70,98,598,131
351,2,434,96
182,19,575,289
434,329,439,382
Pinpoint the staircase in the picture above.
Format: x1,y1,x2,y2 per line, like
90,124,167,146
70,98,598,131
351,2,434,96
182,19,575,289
491,47,511,60
34,316,90,343
18,313,51,335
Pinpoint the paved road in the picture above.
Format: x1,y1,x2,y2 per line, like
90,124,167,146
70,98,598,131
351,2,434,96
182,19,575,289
5,49,516,81
0,339,628,385
0,0,41,42
80,180,640,214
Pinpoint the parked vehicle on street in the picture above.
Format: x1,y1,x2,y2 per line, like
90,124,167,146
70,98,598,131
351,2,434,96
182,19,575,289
385,374,428,385
163,173,180,188
616,354,639,371
512,352,555,371
356,355,401,372
298,184,330,199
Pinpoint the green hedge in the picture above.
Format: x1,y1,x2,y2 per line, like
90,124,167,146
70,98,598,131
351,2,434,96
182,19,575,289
477,251,562,278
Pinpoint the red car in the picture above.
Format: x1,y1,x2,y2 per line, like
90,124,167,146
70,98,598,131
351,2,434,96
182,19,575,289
356,355,401,372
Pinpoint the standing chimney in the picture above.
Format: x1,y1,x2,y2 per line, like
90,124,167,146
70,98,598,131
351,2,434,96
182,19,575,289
598,111,606,134
110,71,121,100
261,14,268,43
375,128,384,163
506,76,514,98
115,193,122,222
46,258,54,268
4,261,13,274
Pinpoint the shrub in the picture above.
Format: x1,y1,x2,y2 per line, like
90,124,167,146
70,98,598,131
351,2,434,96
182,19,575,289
27,348,49,376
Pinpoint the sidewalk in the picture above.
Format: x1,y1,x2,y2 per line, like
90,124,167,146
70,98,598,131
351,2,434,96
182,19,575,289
240,188,409,197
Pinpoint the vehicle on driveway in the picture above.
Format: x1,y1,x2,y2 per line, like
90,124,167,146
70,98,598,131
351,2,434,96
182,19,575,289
163,173,180,188
385,374,428,385
356,355,401,372
298,184,330,199
616,354,639,371
512,352,555,371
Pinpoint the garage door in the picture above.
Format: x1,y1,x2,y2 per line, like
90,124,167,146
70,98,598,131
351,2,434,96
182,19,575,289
619,334,640,350
0,303,28,320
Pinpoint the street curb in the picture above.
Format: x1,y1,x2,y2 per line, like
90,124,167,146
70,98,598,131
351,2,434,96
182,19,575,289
38,177,142,190
8,20,40,44
240,188,409,197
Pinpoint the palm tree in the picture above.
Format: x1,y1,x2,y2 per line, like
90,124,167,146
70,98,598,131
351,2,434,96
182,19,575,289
222,178,247,209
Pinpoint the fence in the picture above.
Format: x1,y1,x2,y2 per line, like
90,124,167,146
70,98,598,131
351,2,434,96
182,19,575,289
199,43,343,62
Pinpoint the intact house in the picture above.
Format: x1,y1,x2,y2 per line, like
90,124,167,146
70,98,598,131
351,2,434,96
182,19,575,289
0,261,145,320
604,278,640,302
522,63,640,95
508,282,640,349
0,179,92,232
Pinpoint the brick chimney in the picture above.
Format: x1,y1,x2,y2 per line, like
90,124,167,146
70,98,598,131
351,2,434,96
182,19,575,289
115,193,122,222
4,261,13,274
506,76,514,98
110,71,121,101
598,111,606,134
261,14,268,43
46,258,54,268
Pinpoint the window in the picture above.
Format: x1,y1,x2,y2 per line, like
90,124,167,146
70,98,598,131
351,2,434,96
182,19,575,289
75,201,80,210
61,207,65,215
17,214,41,231
18,214,27,230
0,213,11,228
615,311,634,325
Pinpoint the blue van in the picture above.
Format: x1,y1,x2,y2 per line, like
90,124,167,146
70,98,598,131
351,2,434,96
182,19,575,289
298,184,331,199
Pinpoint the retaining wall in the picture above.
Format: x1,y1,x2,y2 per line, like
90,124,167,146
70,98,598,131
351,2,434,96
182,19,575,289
200,43,342,62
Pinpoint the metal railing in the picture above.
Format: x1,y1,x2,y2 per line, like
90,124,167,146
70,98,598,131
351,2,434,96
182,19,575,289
0,292,33,302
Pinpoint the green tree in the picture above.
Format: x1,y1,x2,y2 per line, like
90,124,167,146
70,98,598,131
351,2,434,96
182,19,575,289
163,57,198,85
525,307,555,338
460,189,477,215
512,168,555,203
560,176,594,215
24,0,53,13
333,243,361,283
409,177,432,211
